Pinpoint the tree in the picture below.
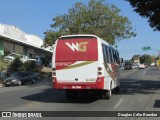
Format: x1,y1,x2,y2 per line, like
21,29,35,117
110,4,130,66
10,57,23,72
131,54,152,65
126,0,160,31
140,54,152,65
44,0,136,46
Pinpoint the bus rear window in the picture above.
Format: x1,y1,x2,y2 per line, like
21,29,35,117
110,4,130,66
55,37,98,61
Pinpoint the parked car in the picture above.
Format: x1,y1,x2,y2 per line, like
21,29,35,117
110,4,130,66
3,72,36,87
26,71,40,80
4,53,24,62
132,64,139,69
4,53,38,63
150,63,156,66
138,64,145,69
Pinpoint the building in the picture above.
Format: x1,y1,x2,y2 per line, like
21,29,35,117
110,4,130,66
133,56,140,65
0,23,53,65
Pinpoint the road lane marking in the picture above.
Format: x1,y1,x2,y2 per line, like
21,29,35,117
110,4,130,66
114,98,123,109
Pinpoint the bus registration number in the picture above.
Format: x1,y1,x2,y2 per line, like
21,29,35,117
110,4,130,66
72,86,81,89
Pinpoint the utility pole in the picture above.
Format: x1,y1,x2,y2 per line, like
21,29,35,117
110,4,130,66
157,50,160,70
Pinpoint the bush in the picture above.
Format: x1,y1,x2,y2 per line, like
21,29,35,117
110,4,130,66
0,57,9,83
10,57,23,72
0,57,9,72
23,61,36,71
22,60,43,73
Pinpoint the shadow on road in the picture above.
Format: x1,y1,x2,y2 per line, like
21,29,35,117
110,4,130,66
21,88,99,104
153,100,160,108
22,67,160,104
21,78,160,104
119,78,160,95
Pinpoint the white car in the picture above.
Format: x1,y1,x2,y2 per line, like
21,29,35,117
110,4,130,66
4,53,36,63
138,64,145,69
4,53,24,62
150,63,155,66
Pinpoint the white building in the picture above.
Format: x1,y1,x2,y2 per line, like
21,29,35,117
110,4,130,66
0,23,53,64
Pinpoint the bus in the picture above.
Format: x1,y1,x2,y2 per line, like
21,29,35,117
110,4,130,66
52,34,121,99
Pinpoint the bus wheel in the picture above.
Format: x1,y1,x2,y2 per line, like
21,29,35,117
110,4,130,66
103,84,112,99
106,89,112,99
66,90,77,99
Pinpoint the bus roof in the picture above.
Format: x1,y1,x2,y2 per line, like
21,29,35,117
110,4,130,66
58,34,116,50
59,34,98,39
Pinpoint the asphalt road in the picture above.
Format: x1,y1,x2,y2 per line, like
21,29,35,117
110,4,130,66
0,67,160,120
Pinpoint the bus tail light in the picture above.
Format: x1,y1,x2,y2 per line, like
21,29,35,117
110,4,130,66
98,67,102,71
52,68,56,76
98,67,102,75
52,72,56,76
53,77,57,83
96,77,102,83
98,72,102,75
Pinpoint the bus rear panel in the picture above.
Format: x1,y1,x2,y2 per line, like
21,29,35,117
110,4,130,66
52,36,105,90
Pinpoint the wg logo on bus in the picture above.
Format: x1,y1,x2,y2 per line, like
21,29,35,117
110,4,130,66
65,42,88,52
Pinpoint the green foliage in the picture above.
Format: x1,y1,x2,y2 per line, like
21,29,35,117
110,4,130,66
0,57,43,77
127,0,160,31
131,54,153,65
43,30,61,47
140,54,152,65
132,54,152,65
10,57,23,72
23,61,36,71
44,0,136,46
23,61,43,73
156,56,159,60
0,57,9,71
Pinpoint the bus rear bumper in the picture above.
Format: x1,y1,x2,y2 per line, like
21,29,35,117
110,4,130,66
53,77,105,90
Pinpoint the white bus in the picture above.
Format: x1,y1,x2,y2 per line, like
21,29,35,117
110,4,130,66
52,34,121,99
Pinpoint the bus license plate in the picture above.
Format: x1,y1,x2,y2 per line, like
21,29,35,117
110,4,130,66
72,86,81,89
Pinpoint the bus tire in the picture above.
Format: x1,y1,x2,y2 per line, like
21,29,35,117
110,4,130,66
106,89,112,99
103,83,112,99
102,89,111,99
66,90,77,99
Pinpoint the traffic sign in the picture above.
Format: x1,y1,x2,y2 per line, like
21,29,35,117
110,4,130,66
142,46,151,51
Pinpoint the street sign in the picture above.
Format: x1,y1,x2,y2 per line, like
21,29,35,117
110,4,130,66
142,46,151,51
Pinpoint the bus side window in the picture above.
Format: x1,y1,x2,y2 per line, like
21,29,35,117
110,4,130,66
118,52,120,64
106,46,111,63
112,49,116,63
105,46,109,63
109,47,114,63
102,44,107,62
116,51,120,64
114,50,117,63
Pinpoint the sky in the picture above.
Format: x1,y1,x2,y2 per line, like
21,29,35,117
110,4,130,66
0,0,160,60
